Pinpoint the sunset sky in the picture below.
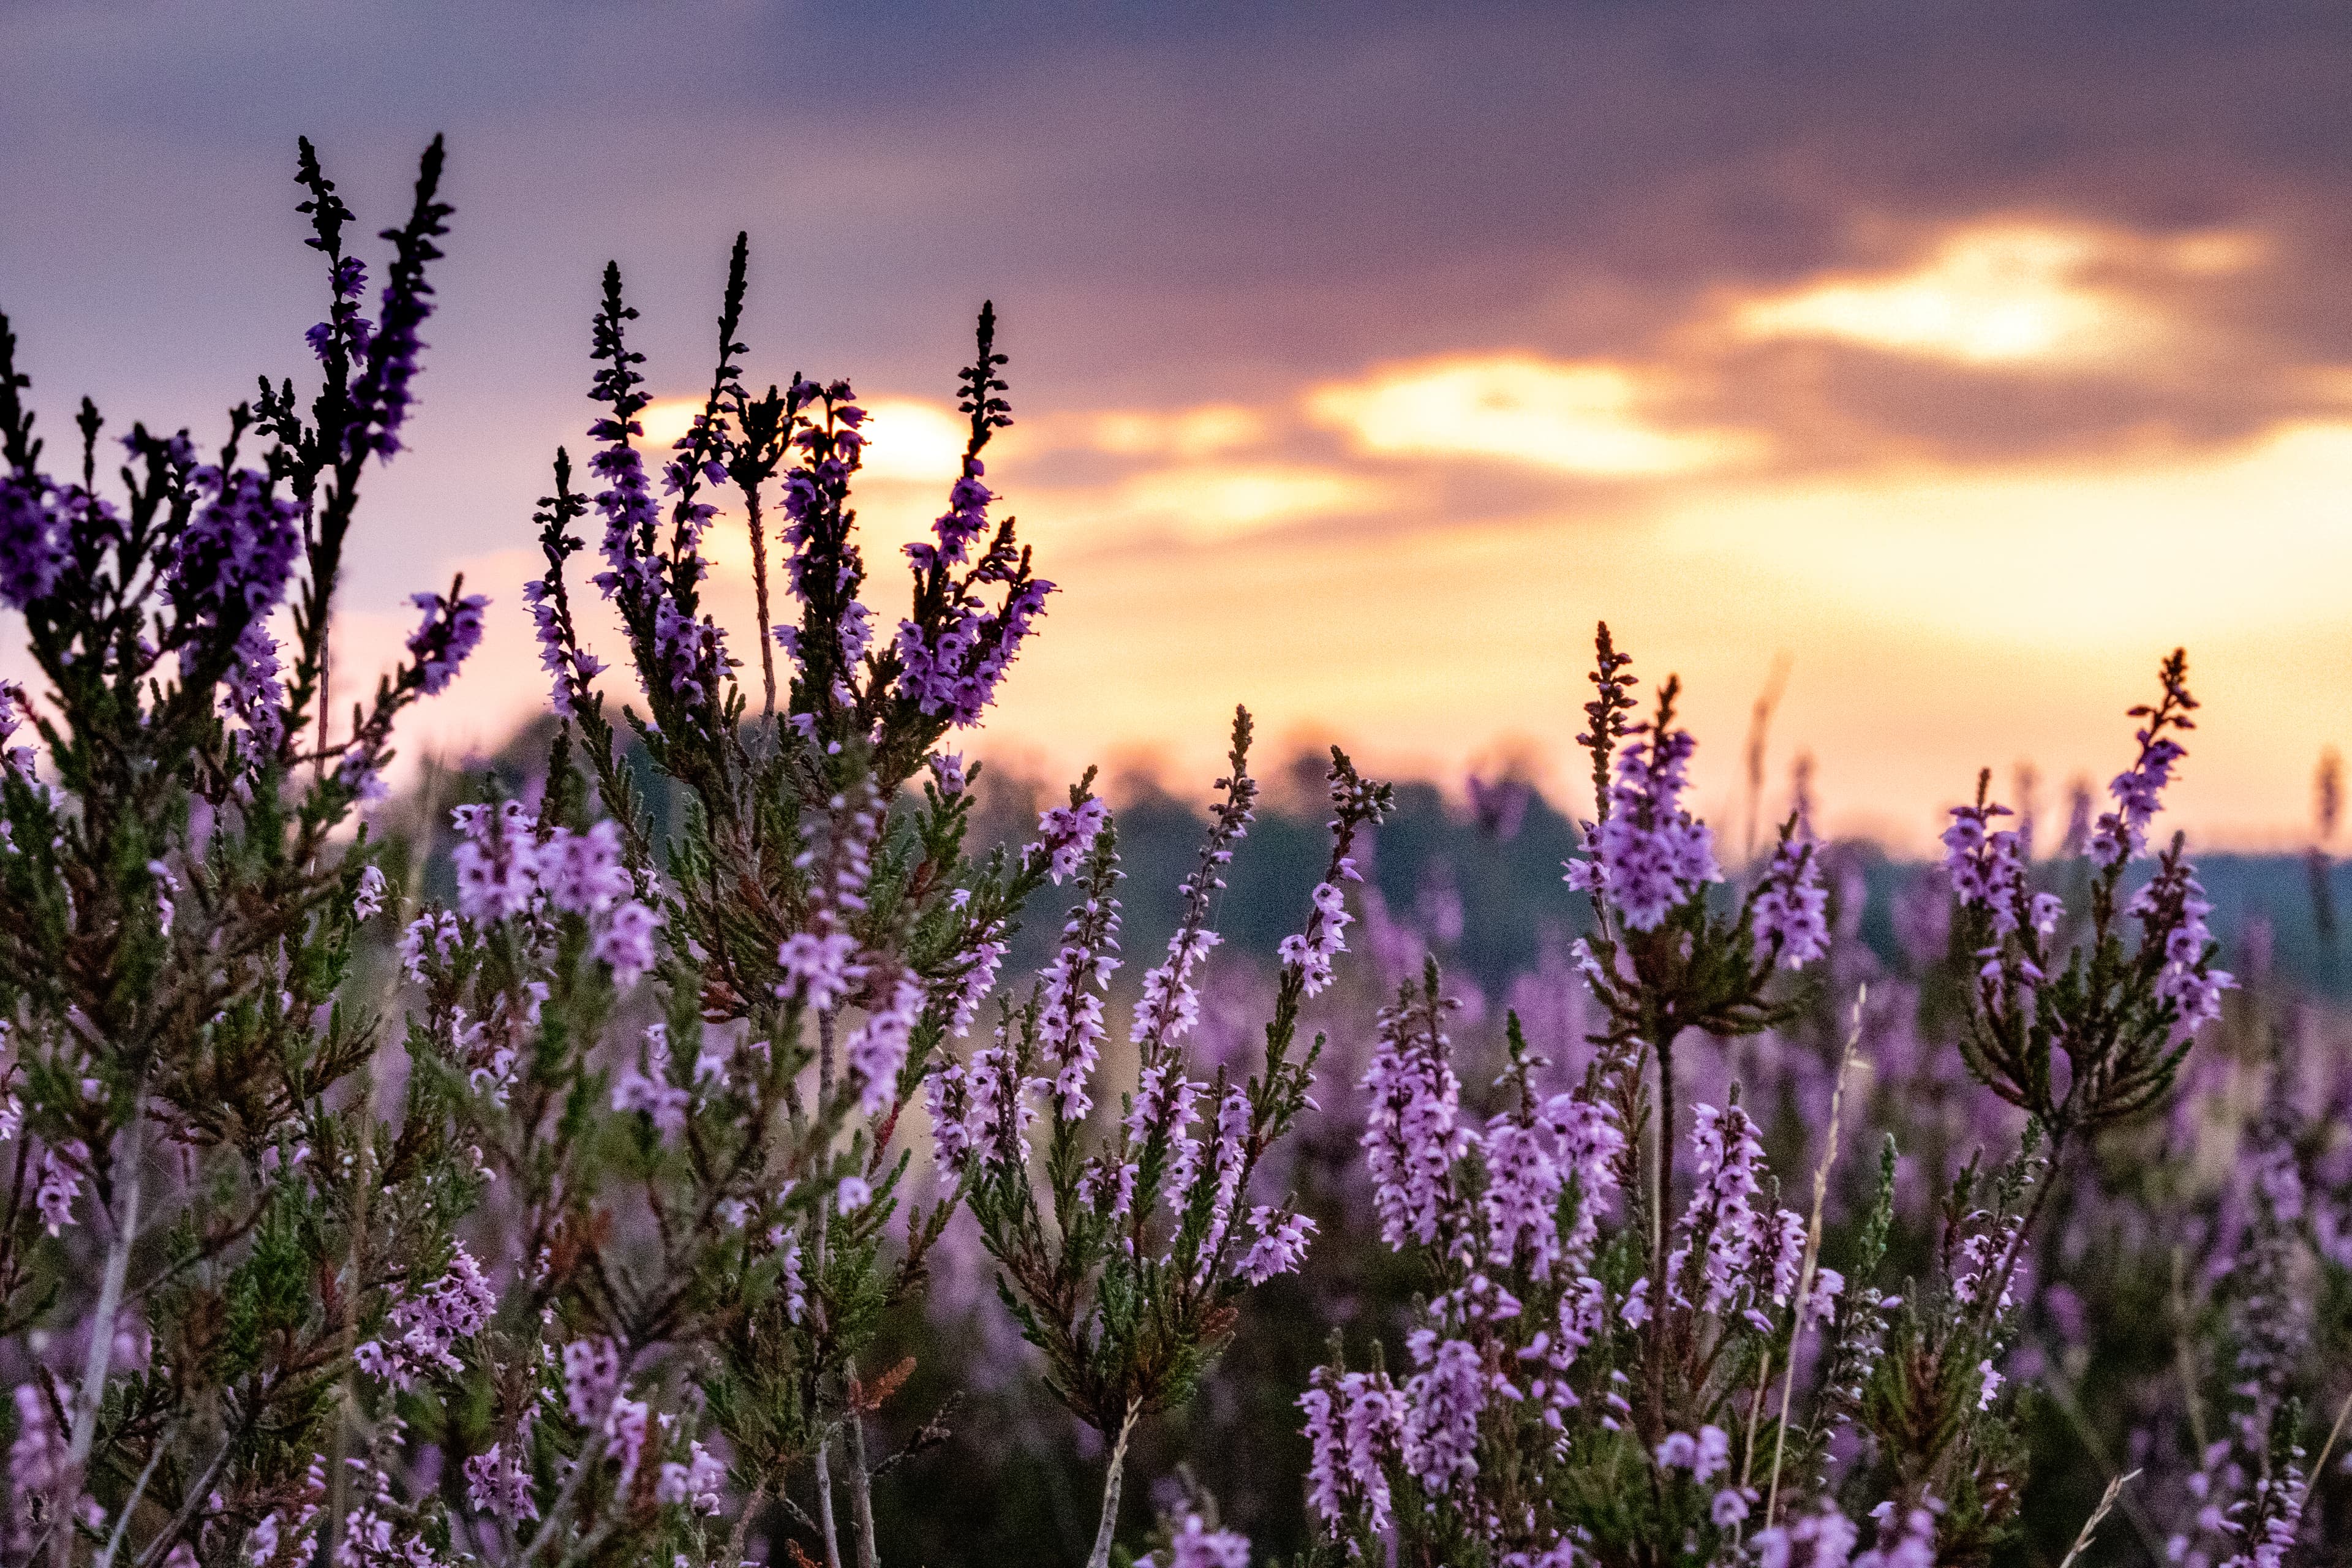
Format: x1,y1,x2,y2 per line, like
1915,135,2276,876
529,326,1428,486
4,2,2348,850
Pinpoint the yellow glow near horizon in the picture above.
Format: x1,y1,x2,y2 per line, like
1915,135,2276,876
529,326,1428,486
1731,221,2141,366
1654,420,2352,648
1308,355,1765,476
635,396,969,486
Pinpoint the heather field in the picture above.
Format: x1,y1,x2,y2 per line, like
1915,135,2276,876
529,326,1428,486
6,8,2352,1567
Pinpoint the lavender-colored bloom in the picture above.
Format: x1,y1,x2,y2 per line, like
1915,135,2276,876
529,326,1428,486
463,1431,539,1525
170,466,303,633
2130,858,2236,1032
352,864,387,921
1142,1513,1251,1568
1482,1109,1563,1280
1940,796,2025,935
34,1140,83,1235
1034,796,1110,884
354,1242,496,1390
1300,1366,1403,1538
222,621,286,753
401,910,461,981
522,576,605,718
1361,990,1468,1250
541,820,630,916
1132,927,1223,1052
1669,1102,1772,1317
656,1442,727,1515
1752,1504,1861,1568
406,587,488,695
1194,1084,1251,1268
1239,1207,1316,1284
0,476,61,609
9,1380,67,1516
1400,1330,1486,1493
1567,723,1719,930
1752,831,1831,968
592,898,660,987
1277,880,1354,997
652,594,723,703
1034,866,1122,1119
846,973,923,1113
777,930,864,1013
451,801,539,922
613,1025,690,1142
562,1337,622,1427
960,1022,1036,1174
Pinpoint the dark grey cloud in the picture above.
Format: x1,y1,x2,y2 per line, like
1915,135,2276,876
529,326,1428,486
4,0,2350,599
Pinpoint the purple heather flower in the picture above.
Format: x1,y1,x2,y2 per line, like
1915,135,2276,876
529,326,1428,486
1361,990,1468,1250
1753,832,1831,968
464,1428,538,1525
592,899,660,986
1276,880,1354,997
170,466,303,633
612,1025,690,1143
355,1242,496,1390
522,577,605,718
1239,1207,1316,1284
34,1140,85,1235
656,1442,726,1516
1300,1366,1402,1539
1668,1102,1776,1318
1142,1513,1251,1568
776,931,864,1013
221,621,287,756
347,159,448,461
1132,927,1222,1052
1400,1331,1486,1493
1942,797,2026,934
1129,1065,1207,1195
1034,796,1110,885
541,821,630,916
451,801,539,922
10,1380,67,1513
0,475,61,609
1034,867,1123,1119
2129,858,2236,1033
2092,739,2186,868
962,1022,1038,1174
1567,723,1719,930
652,594,724,704
1194,1084,1251,1269
846,973,923,1114
352,864,387,921
401,910,461,981
406,587,488,695
562,1337,622,1427
777,1227,809,1324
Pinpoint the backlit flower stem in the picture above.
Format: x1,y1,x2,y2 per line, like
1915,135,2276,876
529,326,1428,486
57,1100,145,1568
1084,1399,1142,1568
1647,1025,1676,1447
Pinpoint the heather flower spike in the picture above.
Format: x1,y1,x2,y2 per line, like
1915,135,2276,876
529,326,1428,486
959,713,1390,1568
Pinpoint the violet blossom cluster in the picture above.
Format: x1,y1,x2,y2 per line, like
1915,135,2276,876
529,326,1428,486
1567,715,1719,930
435,802,659,984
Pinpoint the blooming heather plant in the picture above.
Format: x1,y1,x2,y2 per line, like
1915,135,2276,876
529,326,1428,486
0,139,486,1567
946,714,1391,1568
1285,635,2267,1568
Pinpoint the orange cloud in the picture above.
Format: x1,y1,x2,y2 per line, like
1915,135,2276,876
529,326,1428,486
1724,217,2268,370
1306,355,1765,477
